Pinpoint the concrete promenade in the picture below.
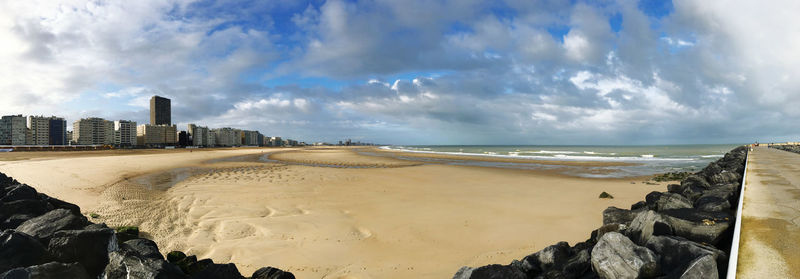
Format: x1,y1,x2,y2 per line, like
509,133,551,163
737,146,800,278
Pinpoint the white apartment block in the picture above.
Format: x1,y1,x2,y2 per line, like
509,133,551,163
0,115,29,145
73,118,114,145
114,120,137,146
188,124,213,147
27,116,50,145
211,127,240,147
136,124,177,146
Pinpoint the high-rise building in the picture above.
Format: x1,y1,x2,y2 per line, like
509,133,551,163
48,117,67,145
149,95,171,125
241,130,260,146
188,124,213,147
0,115,28,145
136,124,177,146
178,131,189,146
25,116,66,145
73,118,114,145
114,120,137,146
211,127,240,147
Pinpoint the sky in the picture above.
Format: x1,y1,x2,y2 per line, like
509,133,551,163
1,0,799,145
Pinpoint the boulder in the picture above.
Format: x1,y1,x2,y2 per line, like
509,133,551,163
679,255,719,279
656,192,694,211
630,201,647,210
16,208,89,243
47,228,118,277
0,262,90,279
0,173,17,190
659,209,733,246
115,226,140,243
0,184,38,202
122,238,163,260
591,232,659,279
645,235,727,277
602,207,637,226
452,264,526,279
103,250,185,279
0,199,51,220
167,251,187,263
561,249,591,278
594,223,626,241
190,263,244,279
626,210,666,245
695,198,731,212
0,214,35,230
37,193,81,215
679,176,712,202
0,230,50,274
698,162,723,181
517,241,570,275
708,171,741,185
667,184,686,194
251,267,296,279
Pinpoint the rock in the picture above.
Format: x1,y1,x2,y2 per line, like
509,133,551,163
167,251,187,263
0,214,35,230
190,263,244,279
47,228,118,277
667,184,686,194
517,241,570,275
698,162,723,181
659,208,733,246
453,264,526,279
630,201,647,210
84,223,110,230
708,171,741,185
116,226,140,243
591,232,659,279
695,198,731,212
599,192,614,199
602,207,637,226
645,235,727,277
103,250,185,279
0,199,51,220
594,223,626,241
0,184,38,202
0,262,91,279
175,255,198,274
654,192,694,211
16,208,89,243
251,267,296,279
694,183,739,211
37,194,81,215
0,174,18,190
0,230,50,274
561,249,591,278
679,255,719,279
122,238,163,260
626,210,666,245
680,176,712,202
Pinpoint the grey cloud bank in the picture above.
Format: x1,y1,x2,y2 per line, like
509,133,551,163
0,0,798,145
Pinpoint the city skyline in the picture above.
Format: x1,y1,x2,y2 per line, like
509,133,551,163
1,1,799,145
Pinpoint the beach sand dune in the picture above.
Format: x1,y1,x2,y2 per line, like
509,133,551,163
0,148,667,279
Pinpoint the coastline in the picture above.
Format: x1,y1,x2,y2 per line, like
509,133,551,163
0,147,672,278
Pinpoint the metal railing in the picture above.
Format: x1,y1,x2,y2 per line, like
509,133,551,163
726,148,749,278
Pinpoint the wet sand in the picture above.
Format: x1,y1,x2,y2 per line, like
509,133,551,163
0,147,668,278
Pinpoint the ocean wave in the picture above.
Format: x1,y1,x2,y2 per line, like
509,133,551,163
700,155,724,158
380,146,695,162
528,150,581,154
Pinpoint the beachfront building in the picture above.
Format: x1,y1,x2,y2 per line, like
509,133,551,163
188,124,212,147
114,120,137,147
241,130,260,146
150,95,171,125
26,116,67,145
0,115,27,145
267,136,282,147
73,117,114,145
211,127,240,147
136,124,177,147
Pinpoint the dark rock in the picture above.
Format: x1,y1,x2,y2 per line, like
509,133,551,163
598,192,613,199
167,251,187,263
0,184,38,202
561,249,591,278
590,232,659,279
0,230,50,274
518,241,570,275
680,176,712,202
680,254,719,278
103,250,185,279
175,255,198,274
0,262,91,279
122,238,163,260
644,191,663,210
594,223,625,241
654,192,694,211
602,207,637,226
252,267,296,279
660,208,733,246
0,199,51,220
708,171,741,185
667,184,685,194
47,228,118,277
652,221,673,237
645,235,727,277
190,263,243,279
626,210,666,245
116,226,140,243
16,208,89,243
630,201,647,210
453,264,527,279
84,223,109,230
0,214,35,230
0,173,18,190
695,197,731,212
37,194,81,215
698,162,723,181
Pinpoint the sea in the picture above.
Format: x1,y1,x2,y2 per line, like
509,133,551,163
376,144,742,178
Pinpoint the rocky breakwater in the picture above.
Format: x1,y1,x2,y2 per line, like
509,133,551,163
772,144,800,154
453,146,747,279
0,172,295,279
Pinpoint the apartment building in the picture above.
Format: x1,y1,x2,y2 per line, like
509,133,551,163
0,115,27,145
73,118,114,145
114,120,137,146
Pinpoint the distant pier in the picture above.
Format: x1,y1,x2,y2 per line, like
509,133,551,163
735,146,800,278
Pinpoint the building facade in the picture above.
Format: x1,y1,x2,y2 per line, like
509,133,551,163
241,130,260,146
48,117,67,145
73,118,114,145
149,95,171,125
136,124,177,146
27,116,50,145
188,124,213,147
211,127,240,147
0,115,27,145
114,120,137,147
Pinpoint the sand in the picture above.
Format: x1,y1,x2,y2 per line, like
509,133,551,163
0,147,668,279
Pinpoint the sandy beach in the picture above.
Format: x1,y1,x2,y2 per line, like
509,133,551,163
0,147,669,278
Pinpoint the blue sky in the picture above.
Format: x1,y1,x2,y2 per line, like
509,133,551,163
1,0,799,145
